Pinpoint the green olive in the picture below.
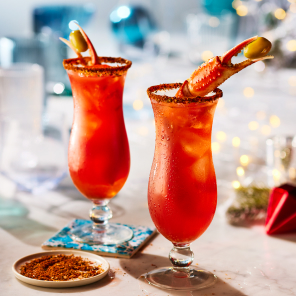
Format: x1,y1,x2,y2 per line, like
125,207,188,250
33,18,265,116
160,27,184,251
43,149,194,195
69,30,88,53
244,37,272,59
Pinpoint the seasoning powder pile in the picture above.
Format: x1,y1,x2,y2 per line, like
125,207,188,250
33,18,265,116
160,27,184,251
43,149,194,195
20,254,104,281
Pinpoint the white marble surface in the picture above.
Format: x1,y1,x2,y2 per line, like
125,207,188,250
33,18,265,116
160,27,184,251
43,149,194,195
2,178,296,296
1,61,296,296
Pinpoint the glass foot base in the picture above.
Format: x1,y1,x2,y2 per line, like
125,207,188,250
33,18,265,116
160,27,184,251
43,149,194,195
70,223,133,245
144,266,217,291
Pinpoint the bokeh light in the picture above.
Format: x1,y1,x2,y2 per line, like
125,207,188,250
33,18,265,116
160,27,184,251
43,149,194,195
274,8,286,20
269,115,281,127
240,155,250,166
232,181,241,189
133,99,144,110
110,6,131,23
69,20,79,30
211,142,220,153
236,166,245,176
287,40,296,52
232,0,242,9
53,83,65,94
248,121,259,130
202,51,214,62
232,137,241,147
216,131,227,142
254,61,265,72
208,17,220,27
110,11,121,23
272,169,281,181
243,87,254,98
117,6,131,19
236,5,248,16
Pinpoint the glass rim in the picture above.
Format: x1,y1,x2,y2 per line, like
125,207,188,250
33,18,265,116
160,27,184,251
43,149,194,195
147,83,223,104
63,56,132,77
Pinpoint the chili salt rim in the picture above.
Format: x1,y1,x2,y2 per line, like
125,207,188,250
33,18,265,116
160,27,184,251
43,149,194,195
147,83,223,104
63,56,132,77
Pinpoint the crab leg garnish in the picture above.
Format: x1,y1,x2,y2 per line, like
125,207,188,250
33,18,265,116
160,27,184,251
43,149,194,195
176,36,274,98
59,37,85,63
74,23,98,66
59,23,98,66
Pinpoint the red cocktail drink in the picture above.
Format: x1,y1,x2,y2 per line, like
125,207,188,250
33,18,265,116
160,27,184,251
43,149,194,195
145,83,222,290
67,63,130,200
63,57,132,244
144,36,273,291
148,88,218,244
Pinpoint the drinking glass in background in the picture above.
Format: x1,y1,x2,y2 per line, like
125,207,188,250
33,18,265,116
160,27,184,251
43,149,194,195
0,63,44,130
266,136,296,187
0,111,68,194
0,63,68,194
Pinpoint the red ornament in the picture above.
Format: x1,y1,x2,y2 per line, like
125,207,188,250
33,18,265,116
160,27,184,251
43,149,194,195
265,184,296,235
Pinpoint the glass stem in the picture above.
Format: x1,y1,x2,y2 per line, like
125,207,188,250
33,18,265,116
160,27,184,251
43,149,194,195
89,199,112,232
169,243,194,272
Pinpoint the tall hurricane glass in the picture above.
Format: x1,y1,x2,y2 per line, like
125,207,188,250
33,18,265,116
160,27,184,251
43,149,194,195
63,57,132,245
145,83,222,290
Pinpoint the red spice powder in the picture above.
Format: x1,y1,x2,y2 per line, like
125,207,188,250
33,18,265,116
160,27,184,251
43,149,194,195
20,254,104,281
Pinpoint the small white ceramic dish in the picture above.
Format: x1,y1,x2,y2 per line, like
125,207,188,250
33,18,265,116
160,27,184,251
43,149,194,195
12,250,110,288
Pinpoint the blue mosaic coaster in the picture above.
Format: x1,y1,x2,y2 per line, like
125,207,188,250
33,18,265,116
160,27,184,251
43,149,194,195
42,219,156,258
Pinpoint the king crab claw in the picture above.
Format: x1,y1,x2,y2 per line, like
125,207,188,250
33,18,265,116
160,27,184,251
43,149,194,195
176,36,274,98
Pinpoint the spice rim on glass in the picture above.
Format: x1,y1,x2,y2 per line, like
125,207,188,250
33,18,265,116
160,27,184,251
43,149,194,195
61,25,133,245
